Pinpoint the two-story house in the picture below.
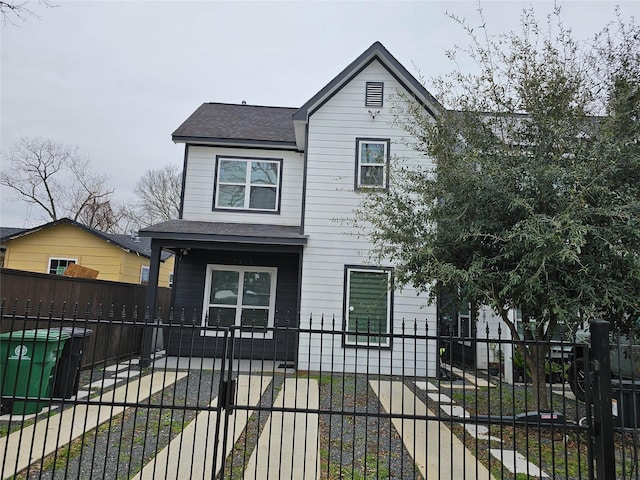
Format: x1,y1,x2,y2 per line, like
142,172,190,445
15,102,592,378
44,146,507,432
141,42,446,376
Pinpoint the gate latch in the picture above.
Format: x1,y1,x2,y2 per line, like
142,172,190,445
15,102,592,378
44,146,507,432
218,376,237,415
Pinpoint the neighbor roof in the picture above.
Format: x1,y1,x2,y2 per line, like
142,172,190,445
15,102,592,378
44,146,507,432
172,103,298,148
0,218,172,261
0,227,28,241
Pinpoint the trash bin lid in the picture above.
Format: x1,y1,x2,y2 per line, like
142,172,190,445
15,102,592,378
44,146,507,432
59,327,93,337
0,329,71,342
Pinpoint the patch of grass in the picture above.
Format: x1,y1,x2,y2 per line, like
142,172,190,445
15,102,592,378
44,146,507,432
442,382,637,479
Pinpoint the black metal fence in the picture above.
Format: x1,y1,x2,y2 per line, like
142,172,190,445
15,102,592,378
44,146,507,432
1,303,638,479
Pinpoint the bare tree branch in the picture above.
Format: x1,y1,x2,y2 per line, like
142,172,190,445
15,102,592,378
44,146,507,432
123,164,182,228
0,0,56,25
1,137,118,230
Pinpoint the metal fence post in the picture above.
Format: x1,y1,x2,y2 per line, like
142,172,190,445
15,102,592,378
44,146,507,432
590,318,615,479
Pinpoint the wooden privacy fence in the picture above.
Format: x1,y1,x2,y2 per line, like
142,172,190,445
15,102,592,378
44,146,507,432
0,268,171,367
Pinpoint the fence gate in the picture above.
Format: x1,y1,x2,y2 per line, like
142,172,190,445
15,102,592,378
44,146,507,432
1,305,638,479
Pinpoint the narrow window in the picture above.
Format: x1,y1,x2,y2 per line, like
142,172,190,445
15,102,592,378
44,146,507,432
140,266,150,285
365,82,384,107
345,267,392,347
48,258,76,275
215,156,281,212
355,138,389,189
202,265,278,338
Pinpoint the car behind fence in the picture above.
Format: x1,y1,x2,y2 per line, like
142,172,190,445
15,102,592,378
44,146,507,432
0,301,638,480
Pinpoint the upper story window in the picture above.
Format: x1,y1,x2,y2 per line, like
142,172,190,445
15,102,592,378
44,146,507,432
48,258,76,275
355,138,390,189
365,82,384,107
214,156,282,212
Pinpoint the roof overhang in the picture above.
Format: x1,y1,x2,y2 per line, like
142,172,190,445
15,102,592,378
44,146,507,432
172,136,300,151
140,220,308,247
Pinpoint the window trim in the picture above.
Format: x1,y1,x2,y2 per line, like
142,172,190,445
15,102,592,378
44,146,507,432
201,264,278,339
343,265,393,348
354,138,390,190
213,155,283,214
365,81,384,107
48,257,77,275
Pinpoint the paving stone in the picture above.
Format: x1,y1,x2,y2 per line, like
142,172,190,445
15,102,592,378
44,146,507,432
87,378,118,390
105,364,128,372
465,424,502,442
415,381,439,391
428,392,452,404
440,404,469,417
490,449,549,478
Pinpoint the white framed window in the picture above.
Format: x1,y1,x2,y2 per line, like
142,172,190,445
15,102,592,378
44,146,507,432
355,138,389,189
344,266,392,347
48,258,76,275
214,156,281,212
140,266,150,285
202,265,278,338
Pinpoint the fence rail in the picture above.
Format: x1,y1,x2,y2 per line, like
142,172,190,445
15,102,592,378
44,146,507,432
1,305,638,479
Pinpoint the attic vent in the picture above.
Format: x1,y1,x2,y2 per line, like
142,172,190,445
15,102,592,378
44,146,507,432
365,82,384,107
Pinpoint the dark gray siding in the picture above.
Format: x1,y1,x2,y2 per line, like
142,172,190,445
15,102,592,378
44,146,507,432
167,248,300,361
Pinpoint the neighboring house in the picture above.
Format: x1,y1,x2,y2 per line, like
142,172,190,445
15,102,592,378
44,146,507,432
141,42,468,375
1,218,174,288
0,227,26,268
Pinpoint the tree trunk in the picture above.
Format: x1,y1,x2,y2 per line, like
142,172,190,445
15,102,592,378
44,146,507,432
527,343,550,411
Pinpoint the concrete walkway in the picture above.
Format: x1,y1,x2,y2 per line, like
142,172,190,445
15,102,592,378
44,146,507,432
370,380,496,480
0,371,186,480
243,377,320,480
133,374,272,480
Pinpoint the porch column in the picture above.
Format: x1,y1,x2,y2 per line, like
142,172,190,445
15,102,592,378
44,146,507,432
139,241,162,367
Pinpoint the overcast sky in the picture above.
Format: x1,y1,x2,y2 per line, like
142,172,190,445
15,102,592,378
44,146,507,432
1,0,638,228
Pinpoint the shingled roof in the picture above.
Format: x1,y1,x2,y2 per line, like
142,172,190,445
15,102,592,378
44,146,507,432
172,103,298,148
140,219,307,246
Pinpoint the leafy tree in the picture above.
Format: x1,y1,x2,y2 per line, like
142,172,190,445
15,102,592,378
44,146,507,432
356,8,640,409
123,164,182,228
1,137,121,231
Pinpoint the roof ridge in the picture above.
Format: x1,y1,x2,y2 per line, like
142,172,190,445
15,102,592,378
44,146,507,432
204,102,299,110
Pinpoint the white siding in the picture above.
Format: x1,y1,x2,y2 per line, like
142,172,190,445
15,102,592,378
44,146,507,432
182,146,304,226
298,60,438,376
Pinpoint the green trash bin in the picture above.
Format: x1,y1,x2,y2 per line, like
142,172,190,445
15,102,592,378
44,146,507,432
0,329,70,414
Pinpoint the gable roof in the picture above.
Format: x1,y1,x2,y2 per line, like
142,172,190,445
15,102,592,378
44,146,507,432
172,103,298,149
292,41,444,148
0,218,172,261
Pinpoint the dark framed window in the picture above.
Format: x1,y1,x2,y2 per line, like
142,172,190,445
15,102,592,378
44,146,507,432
365,82,384,107
214,156,282,212
355,138,390,189
344,266,392,347
48,258,76,275
202,264,277,338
